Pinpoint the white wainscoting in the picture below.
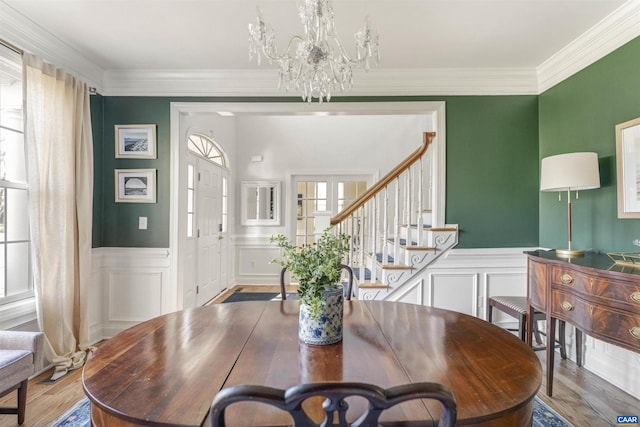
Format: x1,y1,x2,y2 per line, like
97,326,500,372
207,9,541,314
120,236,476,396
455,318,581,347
234,235,283,285
386,248,532,323
91,247,171,340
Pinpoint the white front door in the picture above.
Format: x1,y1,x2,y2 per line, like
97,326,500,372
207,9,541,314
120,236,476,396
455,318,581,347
196,157,224,305
184,153,229,308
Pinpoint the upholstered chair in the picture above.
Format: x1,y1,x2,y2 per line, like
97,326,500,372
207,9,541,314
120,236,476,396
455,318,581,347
0,331,46,425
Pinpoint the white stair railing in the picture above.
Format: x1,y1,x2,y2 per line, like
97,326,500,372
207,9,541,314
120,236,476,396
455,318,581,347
331,132,457,294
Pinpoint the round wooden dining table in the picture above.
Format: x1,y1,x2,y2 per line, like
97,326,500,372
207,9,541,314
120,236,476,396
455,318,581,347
82,300,541,427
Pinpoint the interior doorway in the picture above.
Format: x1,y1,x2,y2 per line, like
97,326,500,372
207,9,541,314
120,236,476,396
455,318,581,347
169,101,445,311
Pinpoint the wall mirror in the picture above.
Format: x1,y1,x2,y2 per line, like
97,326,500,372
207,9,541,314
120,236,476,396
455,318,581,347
616,117,640,218
241,181,281,226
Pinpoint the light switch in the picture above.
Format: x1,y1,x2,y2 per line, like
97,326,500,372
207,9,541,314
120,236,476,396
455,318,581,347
139,216,148,230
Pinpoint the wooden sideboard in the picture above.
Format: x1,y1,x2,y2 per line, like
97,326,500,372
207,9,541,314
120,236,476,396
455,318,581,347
526,250,640,396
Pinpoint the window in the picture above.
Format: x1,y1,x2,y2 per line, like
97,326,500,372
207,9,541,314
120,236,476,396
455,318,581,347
296,181,328,246
222,177,228,232
294,176,369,246
187,133,226,166
0,43,32,304
186,163,195,238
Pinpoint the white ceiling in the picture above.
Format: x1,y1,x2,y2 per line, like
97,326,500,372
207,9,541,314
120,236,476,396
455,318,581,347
1,0,638,96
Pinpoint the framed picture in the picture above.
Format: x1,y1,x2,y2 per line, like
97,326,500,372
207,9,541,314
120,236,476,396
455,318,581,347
115,124,156,158
115,169,156,203
616,116,640,218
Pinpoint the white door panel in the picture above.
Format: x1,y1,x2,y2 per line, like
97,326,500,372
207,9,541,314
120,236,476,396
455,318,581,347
196,159,222,305
181,136,230,309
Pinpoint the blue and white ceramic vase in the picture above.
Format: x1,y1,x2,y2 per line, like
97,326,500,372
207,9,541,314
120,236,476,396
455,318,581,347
298,286,344,345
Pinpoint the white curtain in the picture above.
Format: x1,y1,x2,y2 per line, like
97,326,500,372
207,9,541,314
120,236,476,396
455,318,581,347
23,54,93,378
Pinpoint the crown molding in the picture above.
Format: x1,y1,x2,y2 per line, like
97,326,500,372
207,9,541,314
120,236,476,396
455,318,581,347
2,0,639,97
102,68,539,97
0,1,104,91
537,0,640,93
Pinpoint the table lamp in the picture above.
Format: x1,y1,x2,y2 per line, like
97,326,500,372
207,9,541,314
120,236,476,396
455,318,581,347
540,152,600,257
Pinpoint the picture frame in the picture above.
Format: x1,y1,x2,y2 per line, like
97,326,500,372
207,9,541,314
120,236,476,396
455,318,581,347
115,169,156,203
616,116,640,218
115,124,156,158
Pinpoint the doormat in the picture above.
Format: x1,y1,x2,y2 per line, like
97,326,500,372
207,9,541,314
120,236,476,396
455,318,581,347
220,291,279,303
51,396,573,427
218,289,297,303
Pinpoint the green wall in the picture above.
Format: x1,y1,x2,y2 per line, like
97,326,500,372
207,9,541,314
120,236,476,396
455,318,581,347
444,96,539,247
539,36,640,253
91,94,103,248
92,96,540,249
99,97,173,247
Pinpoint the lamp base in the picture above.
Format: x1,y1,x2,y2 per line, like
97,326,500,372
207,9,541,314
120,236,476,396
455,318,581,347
555,248,585,258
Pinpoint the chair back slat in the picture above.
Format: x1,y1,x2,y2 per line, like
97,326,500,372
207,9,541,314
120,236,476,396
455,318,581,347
210,381,457,427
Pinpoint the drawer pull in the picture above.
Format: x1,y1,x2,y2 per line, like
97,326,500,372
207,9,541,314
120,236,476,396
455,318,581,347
630,327,640,340
561,301,574,311
631,292,640,304
561,273,574,284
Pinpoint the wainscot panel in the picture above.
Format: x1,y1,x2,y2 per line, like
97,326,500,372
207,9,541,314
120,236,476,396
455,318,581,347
92,247,171,339
235,235,282,284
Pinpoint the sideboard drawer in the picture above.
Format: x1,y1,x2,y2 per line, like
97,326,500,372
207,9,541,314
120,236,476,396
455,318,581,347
551,265,640,313
551,290,640,352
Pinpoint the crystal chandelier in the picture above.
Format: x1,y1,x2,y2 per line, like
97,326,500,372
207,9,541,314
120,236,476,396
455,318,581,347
248,0,379,103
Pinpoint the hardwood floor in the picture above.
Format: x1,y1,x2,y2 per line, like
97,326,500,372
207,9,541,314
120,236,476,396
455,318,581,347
0,365,87,427
536,350,640,427
1,292,638,426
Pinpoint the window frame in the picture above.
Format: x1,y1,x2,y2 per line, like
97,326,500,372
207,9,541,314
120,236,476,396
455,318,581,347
0,42,33,306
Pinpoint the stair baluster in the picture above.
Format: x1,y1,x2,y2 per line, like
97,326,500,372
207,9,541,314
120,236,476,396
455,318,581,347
416,156,425,246
393,177,401,266
370,194,378,284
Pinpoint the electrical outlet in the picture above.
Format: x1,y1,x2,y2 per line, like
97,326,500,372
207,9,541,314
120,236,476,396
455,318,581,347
139,216,147,230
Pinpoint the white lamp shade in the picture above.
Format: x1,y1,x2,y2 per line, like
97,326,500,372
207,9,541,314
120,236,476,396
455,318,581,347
540,152,600,192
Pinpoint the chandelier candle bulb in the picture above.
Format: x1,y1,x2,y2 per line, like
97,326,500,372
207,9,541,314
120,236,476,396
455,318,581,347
248,0,379,103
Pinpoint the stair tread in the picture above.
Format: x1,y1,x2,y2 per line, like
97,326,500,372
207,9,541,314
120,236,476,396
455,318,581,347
401,245,437,251
380,264,412,270
356,280,388,289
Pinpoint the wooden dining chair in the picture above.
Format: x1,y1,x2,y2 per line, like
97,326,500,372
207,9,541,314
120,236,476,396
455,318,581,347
210,381,457,427
280,264,354,301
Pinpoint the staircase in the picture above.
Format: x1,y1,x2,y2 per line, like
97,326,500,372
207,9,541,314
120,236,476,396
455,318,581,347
330,132,458,300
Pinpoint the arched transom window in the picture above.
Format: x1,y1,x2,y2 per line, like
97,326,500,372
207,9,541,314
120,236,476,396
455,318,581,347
187,133,226,166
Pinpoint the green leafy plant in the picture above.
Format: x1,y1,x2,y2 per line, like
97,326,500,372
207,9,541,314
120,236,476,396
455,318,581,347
270,227,350,318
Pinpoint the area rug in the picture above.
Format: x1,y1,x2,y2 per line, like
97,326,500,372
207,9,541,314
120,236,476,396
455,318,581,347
50,397,90,427
51,396,573,426
533,396,574,427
